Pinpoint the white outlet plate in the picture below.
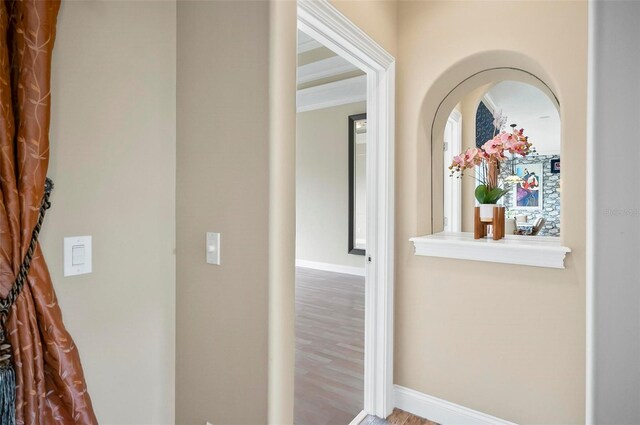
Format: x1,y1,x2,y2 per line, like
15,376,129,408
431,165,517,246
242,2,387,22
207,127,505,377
206,232,220,265
64,236,92,277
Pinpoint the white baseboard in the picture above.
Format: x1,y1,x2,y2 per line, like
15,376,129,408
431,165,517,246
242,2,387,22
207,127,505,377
295,259,365,277
349,410,368,425
394,385,517,425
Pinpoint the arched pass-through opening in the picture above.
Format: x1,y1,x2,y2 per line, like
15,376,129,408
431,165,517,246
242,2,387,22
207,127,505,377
415,50,561,237
430,68,560,235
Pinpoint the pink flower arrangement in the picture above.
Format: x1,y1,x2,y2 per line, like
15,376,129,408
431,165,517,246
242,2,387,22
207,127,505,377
449,127,533,177
449,125,535,204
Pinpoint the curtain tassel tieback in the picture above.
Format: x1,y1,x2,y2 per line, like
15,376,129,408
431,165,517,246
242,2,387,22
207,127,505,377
0,341,16,425
0,178,53,425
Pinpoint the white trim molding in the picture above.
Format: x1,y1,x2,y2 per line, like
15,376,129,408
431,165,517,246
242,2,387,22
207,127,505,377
296,75,366,112
348,410,369,425
443,110,462,233
298,0,396,418
410,232,571,269
297,55,360,84
394,386,517,425
295,259,365,277
481,93,499,115
298,1,394,71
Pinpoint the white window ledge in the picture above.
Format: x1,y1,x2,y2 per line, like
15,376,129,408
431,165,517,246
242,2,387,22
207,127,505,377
409,232,571,269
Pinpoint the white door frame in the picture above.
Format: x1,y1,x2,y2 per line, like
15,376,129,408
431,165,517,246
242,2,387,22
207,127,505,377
443,110,462,232
298,0,396,418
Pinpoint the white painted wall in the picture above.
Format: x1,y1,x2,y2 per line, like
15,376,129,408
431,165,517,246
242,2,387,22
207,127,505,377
588,1,640,423
296,102,367,271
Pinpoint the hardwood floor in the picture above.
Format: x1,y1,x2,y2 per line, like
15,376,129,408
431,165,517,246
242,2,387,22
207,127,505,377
294,268,438,425
385,409,439,425
361,409,439,425
295,267,365,425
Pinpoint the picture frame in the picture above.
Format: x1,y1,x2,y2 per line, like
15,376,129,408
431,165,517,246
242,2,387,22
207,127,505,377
550,158,560,174
512,163,543,210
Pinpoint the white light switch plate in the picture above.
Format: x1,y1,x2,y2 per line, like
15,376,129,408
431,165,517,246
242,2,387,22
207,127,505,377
64,236,92,277
206,232,220,265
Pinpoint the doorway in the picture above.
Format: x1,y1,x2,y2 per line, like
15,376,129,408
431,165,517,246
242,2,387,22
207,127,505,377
292,1,396,421
295,28,368,423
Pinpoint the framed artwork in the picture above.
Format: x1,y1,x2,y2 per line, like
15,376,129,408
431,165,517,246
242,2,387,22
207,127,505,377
550,158,560,174
513,163,543,209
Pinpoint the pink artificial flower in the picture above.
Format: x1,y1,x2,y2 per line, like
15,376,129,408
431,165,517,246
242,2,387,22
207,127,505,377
503,129,532,156
508,139,527,154
482,136,503,155
502,134,517,149
500,132,512,144
463,148,480,165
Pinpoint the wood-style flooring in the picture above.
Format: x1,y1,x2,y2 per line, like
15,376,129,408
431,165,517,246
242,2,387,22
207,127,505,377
295,267,365,425
294,268,439,425
361,409,439,425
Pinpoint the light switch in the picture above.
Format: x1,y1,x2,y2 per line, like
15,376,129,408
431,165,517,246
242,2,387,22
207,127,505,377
64,236,92,277
206,232,220,265
71,245,85,266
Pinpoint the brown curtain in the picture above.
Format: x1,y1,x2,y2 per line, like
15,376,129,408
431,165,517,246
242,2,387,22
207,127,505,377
0,1,97,423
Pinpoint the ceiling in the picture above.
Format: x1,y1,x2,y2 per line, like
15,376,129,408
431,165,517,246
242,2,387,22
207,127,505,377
484,81,561,155
297,30,322,53
296,30,366,112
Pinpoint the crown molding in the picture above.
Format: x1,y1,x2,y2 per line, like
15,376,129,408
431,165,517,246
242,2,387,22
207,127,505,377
297,75,366,112
297,55,360,84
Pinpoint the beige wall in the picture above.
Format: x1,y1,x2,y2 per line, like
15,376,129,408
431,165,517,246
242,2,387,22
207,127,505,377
41,2,589,424
176,1,270,424
43,1,176,423
394,1,587,423
297,102,367,269
330,0,398,57
268,2,298,424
